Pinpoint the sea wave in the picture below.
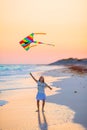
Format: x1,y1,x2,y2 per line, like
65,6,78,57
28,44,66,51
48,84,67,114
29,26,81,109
0,64,58,83
0,64,58,91
0,64,38,76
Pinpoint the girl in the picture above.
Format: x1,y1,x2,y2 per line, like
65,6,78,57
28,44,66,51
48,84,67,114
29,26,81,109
30,73,52,112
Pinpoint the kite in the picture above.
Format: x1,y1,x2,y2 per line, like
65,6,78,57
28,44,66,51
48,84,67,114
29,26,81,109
19,33,54,51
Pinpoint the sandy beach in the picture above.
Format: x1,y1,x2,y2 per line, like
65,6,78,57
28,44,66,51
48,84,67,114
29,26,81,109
0,65,87,130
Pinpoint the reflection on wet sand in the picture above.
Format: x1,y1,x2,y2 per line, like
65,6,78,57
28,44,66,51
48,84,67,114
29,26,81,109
38,112,48,130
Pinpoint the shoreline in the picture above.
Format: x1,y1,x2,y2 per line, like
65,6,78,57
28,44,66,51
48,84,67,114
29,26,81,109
43,66,87,129
0,65,87,130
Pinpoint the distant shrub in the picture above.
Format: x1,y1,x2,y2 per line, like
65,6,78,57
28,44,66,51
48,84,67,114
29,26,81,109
68,65,87,74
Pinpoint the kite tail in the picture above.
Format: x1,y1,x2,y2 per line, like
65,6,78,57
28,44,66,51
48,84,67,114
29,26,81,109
35,41,55,46
34,33,46,35
30,45,37,48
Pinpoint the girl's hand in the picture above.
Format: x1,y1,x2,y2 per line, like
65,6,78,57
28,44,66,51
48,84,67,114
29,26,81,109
30,72,32,75
50,87,52,90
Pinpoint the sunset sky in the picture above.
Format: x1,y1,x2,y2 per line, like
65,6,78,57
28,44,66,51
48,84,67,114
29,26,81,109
0,0,87,64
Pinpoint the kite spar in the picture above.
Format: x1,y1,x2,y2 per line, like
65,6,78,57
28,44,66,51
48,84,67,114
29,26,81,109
19,33,55,51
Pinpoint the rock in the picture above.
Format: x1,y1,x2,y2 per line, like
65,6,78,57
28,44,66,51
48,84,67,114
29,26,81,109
74,91,77,93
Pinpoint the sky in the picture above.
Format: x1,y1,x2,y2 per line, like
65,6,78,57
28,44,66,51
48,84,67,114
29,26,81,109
0,0,87,64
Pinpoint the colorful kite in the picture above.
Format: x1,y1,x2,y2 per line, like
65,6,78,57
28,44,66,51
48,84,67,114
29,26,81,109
19,33,54,51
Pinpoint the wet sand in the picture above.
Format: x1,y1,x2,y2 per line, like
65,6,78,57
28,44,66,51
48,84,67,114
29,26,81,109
0,66,87,130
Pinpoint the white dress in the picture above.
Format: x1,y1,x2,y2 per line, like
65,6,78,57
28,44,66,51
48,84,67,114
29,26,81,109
36,81,47,100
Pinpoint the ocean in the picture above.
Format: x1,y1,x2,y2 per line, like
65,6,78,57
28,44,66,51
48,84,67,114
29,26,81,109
0,64,40,81
0,64,57,91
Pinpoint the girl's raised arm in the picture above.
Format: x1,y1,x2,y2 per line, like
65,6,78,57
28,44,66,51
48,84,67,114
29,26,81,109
30,73,37,82
45,83,52,90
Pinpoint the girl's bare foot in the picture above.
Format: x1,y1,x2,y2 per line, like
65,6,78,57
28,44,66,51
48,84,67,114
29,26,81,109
36,110,39,112
42,109,45,112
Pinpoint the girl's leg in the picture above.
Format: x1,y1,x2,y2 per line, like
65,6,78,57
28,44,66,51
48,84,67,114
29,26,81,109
37,100,40,112
42,100,45,111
